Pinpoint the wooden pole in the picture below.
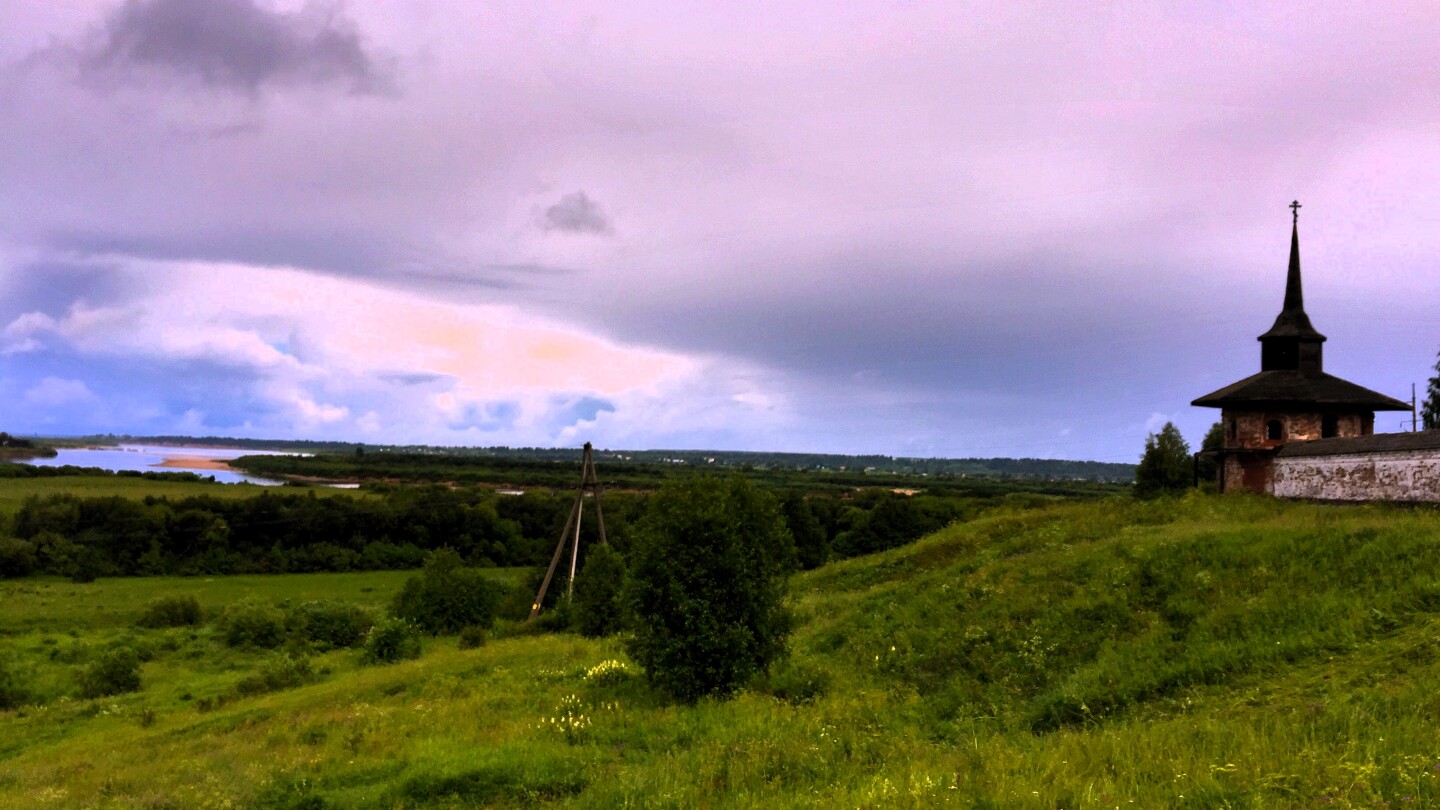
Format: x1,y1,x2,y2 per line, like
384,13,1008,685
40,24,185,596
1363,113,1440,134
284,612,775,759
528,442,608,619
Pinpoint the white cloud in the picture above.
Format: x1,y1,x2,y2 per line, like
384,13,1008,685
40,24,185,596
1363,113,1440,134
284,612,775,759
10,257,788,444
24,376,97,407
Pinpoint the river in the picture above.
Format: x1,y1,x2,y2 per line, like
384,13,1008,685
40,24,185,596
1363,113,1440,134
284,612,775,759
20,445,295,486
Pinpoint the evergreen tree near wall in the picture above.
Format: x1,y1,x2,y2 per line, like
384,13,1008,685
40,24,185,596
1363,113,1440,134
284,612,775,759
1135,422,1192,497
1423,349,1440,431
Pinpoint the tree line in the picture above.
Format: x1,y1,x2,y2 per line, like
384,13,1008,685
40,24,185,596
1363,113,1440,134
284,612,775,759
0,480,1061,581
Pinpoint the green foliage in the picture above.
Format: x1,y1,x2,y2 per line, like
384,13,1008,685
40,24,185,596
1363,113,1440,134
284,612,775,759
781,494,829,569
218,599,287,649
10,498,1440,807
391,549,500,635
1134,422,1192,497
362,617,422,664
0,657,27,709
1423,348,1440,431
572,544,626,638
137,594,203,628
457,625,488,649
1196,420,1224,485
251,774,330,810
285,600,373,650
623,476,794,702
234,653,317,697
79,645,141,698
0,536,37,578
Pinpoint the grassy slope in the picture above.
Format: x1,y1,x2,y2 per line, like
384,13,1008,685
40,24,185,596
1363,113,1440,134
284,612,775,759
3,494,1440,808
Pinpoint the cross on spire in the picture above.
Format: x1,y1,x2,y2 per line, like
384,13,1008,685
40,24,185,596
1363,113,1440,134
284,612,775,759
1290,199,1302,225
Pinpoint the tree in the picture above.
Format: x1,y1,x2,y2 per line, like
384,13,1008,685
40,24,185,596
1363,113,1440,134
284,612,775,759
1423,349,1440,431
391,548,500,634
573,544,626,638
1196,421,1224,486
623,476,795,702
1135,422,1192,497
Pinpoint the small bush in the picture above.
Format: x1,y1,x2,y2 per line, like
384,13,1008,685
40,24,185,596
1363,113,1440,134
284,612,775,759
0,537,37,578
137,595,203,628
0,659,28,709
362,617,422,665
235,653,316,697
218,599,287,649
457,625,488,650
391,549,500,635
286,601,373,650
80,646,142,698
251,774,330,810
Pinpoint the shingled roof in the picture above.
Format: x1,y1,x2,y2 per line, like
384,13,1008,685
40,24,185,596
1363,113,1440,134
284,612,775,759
1278,430,1440,458
1191,369,1411,410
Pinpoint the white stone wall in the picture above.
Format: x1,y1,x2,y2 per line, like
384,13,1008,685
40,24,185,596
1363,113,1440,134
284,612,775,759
1272,450,1440,502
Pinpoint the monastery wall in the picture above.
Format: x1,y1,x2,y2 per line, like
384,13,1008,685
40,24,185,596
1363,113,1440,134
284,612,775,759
1272,449,1440,502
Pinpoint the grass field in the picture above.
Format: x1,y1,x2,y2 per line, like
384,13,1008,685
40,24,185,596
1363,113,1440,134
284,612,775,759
3,493,1440,808
0,476,362,517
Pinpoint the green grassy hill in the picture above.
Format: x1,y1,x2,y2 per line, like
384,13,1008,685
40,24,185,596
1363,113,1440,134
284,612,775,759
4,493,1440,807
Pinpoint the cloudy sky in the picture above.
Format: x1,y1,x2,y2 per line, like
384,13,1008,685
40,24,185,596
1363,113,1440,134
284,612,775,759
3,1,1438,461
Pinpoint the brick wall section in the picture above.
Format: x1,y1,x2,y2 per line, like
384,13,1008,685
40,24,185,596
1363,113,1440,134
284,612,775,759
1222,409,1368,450
1273,450,1440,502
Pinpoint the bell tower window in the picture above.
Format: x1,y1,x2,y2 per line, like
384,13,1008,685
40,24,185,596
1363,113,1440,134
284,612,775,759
1266,420,1284,441
1322,414,1338,438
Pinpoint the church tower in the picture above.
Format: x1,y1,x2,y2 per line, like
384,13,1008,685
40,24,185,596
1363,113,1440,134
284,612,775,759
1192,202,1410,493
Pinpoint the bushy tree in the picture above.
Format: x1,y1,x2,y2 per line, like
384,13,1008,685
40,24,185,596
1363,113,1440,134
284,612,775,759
573,544,626,638
1196,421,1224,486
1423,349,1440,431
623,476,794,703
1135,422,1192,497
781,495,829,570
391,549,499,634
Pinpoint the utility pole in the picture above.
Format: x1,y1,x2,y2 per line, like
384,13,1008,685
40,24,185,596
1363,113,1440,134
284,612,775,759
1413,383,1419,433
529,442,608,620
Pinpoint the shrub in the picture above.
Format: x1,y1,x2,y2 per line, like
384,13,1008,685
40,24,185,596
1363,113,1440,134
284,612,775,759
362,617,422,664
137,595,203,628
624,476,795,702
80,645,142,698
573,545,626,638
235,653,316,697
0,537,37,578
251,774,330,810
218,599,287,649
286,601,373,650
0,659,28,709
391,549,500,635
457,625,488,650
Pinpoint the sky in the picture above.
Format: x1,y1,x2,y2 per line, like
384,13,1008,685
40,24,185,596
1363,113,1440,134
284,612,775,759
2,1,1439,462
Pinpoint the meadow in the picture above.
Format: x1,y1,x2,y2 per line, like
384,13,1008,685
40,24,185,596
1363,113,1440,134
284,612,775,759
2,493,1440,808
0,477,304,517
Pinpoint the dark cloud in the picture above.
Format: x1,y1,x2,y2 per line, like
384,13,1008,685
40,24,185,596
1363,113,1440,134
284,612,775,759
379,371,452,387
81,0,391,94
543,192,612,235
